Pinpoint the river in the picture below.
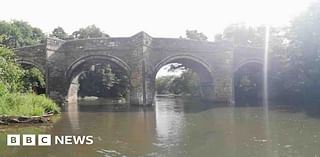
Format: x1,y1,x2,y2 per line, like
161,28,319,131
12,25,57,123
1,97,320,157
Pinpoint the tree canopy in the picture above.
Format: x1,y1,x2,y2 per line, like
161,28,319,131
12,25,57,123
286,0,320,103
186,30,208,41
78,63,129,98
50,26,68,40
49,25,110,40
71,25,109,39
0,20,45,48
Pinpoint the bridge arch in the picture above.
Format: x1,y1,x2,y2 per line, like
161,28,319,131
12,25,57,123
16,59,45,74
151,54,215,100
65,54,131,102
233,59,264,105
234,58,264,73
153,54,214,83
65,55,131,83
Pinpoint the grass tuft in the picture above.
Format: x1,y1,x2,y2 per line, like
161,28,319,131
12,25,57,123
0,93,60,116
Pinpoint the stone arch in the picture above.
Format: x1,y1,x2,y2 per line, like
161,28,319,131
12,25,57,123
234,58,264,73
153,54,214,83
233,60,264,105
65,54,131,102
16,59,45,74
65,55,131,83
151,54,215,100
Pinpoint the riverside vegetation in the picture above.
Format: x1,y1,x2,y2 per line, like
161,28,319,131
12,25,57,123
0,39,59,118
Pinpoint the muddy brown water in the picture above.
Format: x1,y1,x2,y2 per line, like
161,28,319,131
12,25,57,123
1,97,320,157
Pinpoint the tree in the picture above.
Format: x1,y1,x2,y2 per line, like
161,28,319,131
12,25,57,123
0,20,45,48
186,30,208,41
0,35,46,95
50,27,68,40
215,23,266,47
155,69,201,96
22,67,45,94
169,70,200,95
71,25,109,39
215,23,292,102
156,76,175,94
286,0,320,104
0,40,24,94
78,63,129,98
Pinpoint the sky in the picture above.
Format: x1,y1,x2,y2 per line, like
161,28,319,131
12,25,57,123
0,0,314,77
0,0,314,41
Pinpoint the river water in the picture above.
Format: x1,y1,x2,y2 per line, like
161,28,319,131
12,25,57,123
1,97,320,157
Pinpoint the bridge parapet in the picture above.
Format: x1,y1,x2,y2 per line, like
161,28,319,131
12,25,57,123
58,37,133,52
14,44,46,58
151,38,232,53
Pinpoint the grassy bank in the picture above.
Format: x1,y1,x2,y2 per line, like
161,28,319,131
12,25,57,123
0,93,60,116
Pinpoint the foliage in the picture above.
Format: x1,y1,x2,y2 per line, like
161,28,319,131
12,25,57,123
216,23,291,101
71,25,109,39
167,63,187,72
49,25,109,40
0,20,45,48
0,41,58,116
186,30,208,41
0,93,60,116
50,26,68,40
215,23,265,47
234,63,263,104
287,0,320,103
170,70,200,95
156,76,175,94
22,67,45,93
78,64,129,98
110,71,129,98
156,69,200,96
0,45,24,93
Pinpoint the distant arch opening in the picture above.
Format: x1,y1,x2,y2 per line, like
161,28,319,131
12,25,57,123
234,62,263,106
153,55,214,99
66,55,130,104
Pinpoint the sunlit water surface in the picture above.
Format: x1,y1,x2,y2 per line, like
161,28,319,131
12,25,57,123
1,97,320,157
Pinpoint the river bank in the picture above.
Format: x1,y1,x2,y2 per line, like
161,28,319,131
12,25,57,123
0,93,60,125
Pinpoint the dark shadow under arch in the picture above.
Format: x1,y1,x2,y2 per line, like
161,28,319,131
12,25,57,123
234,61,263,106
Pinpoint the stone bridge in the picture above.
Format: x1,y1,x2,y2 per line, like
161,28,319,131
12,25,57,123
14,32,264,105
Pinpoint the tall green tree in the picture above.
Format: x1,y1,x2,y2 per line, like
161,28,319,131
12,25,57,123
215,23,292,101
287,0,320,103
0,39,24,94
0,20,45,48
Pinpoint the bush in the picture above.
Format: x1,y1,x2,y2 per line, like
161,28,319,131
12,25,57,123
0,93,60,116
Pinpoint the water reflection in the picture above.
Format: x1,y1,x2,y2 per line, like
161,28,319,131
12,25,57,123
67,78,80,131
155,97,185,151
1,97,320,157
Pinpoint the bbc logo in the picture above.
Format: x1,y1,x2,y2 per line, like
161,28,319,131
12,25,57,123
7,134,51,146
